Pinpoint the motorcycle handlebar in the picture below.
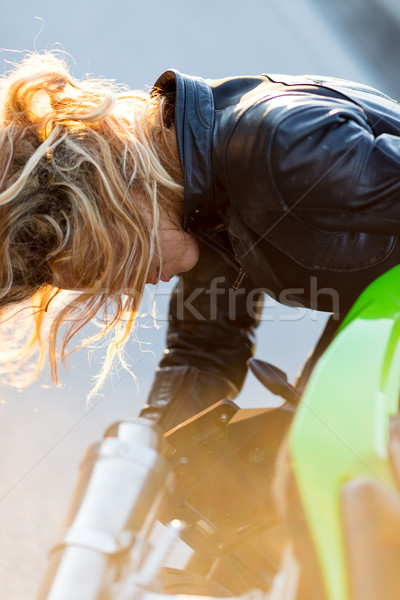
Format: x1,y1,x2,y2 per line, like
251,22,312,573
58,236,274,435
36,419,173,600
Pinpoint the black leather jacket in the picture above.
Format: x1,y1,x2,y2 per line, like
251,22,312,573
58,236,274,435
140,70,400,430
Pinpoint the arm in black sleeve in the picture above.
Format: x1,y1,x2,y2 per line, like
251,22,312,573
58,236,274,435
140,242,263,432
270,97,400,234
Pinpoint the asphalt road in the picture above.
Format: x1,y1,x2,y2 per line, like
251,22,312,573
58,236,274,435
0,1,396,597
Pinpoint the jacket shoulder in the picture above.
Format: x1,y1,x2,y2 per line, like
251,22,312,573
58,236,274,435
208,75,271,110
218,90,366,213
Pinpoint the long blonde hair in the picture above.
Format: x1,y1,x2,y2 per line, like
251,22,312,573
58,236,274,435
0,52,183,395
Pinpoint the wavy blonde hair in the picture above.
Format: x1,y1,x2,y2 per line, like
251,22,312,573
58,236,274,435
0,52,183,395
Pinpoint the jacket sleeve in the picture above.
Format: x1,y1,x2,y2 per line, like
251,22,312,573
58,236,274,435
269,97,400,234
139,242,263,432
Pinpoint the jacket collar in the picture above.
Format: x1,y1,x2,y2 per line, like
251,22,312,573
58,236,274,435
152,69,214,230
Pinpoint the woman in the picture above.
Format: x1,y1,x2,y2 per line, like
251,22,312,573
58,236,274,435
1,53,400,419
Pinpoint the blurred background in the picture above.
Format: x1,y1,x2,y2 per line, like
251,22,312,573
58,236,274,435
0,0,399,597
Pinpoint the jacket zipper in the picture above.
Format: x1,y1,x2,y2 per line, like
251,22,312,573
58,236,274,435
227,232,248,290
202,233,248,290
190,214,248,290
232,267,246,290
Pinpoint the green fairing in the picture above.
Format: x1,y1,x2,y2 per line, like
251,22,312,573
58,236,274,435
289,264,400,600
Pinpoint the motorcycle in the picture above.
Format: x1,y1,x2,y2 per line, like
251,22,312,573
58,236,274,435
36,265,400,600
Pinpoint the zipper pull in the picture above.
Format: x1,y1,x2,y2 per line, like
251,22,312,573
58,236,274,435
232,268,246,290
190,208,200,224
